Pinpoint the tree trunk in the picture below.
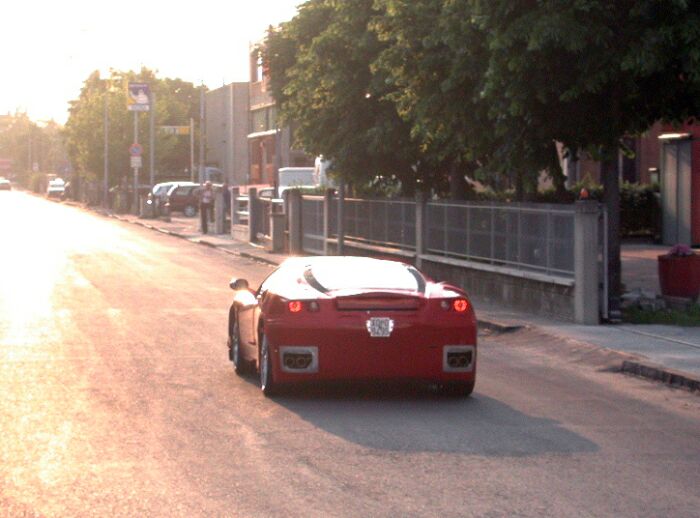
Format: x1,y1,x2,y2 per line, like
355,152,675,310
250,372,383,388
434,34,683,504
448,160,468,200
549,141,568,198
515,170,524,201
602,156,622,322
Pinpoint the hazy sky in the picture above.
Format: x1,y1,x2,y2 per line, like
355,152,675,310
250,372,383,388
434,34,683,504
0,0,302,124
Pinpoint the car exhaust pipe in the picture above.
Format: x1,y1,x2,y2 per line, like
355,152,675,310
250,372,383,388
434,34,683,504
294,355,311,369
284,355,296,368
443,346,475,372
280,346,319,374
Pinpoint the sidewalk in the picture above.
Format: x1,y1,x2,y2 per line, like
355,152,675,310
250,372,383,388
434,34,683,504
111,210,699,393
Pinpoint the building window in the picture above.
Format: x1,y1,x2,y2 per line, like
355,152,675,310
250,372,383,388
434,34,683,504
252,109,267,133
268,106,277,129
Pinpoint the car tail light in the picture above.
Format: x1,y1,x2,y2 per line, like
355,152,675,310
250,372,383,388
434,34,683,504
441,298,469,312
287,300,320,313
453,299,469,312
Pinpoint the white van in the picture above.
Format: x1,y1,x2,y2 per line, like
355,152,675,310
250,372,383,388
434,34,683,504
273,167,315,198
273,159,335,198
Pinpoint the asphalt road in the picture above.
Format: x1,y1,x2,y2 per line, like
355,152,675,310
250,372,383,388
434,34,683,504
1,191,699,517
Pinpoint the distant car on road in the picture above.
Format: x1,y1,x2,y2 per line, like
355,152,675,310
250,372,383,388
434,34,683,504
47,178,66,199
227,256,477,397
166,182,201,216
0,177,11,190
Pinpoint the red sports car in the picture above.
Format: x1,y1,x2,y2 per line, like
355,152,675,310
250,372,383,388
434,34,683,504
227,256,477,396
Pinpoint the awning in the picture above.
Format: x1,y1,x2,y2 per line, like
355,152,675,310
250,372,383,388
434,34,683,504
247,129,278,139
658,132,692,141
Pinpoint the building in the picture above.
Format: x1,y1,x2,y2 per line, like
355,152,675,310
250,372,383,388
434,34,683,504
205,83,249,186
562,123,664,187
658,122,700,246
247,46,313,188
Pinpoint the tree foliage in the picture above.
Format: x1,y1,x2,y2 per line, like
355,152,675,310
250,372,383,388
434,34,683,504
267,0,700,198
474,0,700,160
64,68,201,187
264,0,426,193
0,113,67,181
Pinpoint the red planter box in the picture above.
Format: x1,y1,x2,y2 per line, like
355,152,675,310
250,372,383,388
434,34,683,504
658,254,700,298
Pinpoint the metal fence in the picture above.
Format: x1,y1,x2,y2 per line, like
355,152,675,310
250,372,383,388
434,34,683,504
302,196,325,254
426,201,575,277
336,198,416,250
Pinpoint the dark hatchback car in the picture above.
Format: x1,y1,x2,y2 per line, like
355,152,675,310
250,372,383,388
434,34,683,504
166,182,200,216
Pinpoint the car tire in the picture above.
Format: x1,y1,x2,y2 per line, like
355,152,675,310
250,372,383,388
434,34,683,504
259,332,278,397
230,318,247,376
440,380,475,397
184,205,197,217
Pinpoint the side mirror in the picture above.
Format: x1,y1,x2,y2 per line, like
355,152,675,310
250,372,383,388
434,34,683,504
230,278,249,291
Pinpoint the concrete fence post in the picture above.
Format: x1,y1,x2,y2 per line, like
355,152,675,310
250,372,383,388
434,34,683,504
574,200,600,324
248,187,258,243
270,212,285,253
415,191,428,269
214,189,225,234
323,188,333,256
288,189,303,255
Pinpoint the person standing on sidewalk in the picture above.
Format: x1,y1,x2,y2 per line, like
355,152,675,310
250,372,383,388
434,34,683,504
199,181,214,234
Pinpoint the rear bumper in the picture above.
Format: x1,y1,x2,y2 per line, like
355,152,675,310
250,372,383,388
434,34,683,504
269,337,476,384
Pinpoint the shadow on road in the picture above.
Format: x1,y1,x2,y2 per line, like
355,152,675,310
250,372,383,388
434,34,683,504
266,383,599,457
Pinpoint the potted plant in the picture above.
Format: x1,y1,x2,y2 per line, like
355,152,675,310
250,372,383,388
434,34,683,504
658,244,700,298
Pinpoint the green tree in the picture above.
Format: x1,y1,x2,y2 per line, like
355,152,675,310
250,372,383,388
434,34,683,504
373,0,488,198
64,68,202,190
264,0,426,194
0,112,68,184
473,0,700,315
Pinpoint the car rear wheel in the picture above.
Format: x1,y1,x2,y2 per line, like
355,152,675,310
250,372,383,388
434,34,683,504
230,319,247,376
259,333,278,397
440,380,475,397
184,204,197,217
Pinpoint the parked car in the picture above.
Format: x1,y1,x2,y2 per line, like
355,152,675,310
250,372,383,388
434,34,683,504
47,178,66,199
166,182,201,216
152,181,179,201
227,256,477,397
0,177,11,190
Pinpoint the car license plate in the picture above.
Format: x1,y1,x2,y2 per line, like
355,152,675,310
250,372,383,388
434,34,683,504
366,317,394,338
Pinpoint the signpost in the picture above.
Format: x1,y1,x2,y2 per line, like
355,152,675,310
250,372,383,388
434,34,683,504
127,82,150,213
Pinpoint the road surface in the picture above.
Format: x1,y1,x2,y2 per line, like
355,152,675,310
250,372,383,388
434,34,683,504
1,191,698,517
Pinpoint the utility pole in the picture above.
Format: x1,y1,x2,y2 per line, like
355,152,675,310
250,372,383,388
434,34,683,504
149,92,155,186
199,83,205,183
189,117,195,182
133,111,139,213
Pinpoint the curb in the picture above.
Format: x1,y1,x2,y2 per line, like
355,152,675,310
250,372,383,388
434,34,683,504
620,360,700,393
478,319,525,334
237,250,284,267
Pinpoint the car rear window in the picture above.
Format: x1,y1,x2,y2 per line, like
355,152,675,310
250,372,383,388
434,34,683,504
305,258,424,293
